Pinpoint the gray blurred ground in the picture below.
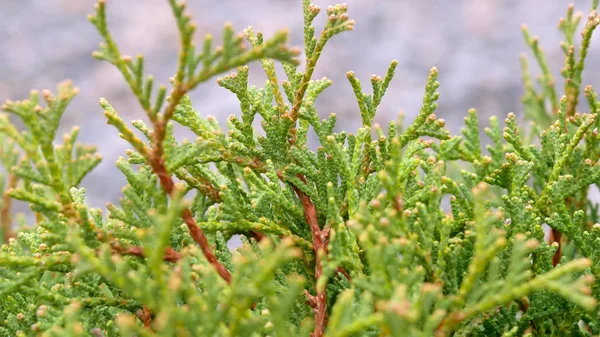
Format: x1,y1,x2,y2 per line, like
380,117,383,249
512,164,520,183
1,0,599,209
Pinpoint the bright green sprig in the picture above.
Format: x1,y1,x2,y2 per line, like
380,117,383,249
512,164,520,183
522,25,559,113
288,2,355,129
346,59,399,126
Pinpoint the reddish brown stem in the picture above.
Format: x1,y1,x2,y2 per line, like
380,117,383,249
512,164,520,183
138,82,232,284
181,208,232,283
250,230,268,243
284,172,327,337
336,267,351,282
136,305,153,329
304,289,318,308
116,245,182,263
1,174,17,241
147,146,232,283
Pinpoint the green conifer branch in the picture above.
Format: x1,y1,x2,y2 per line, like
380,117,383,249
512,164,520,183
3,1,600,336
521,25,559,114
288,2,354,144
89,0,298,285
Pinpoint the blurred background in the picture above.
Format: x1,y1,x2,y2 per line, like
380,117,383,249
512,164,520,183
2,0,600,210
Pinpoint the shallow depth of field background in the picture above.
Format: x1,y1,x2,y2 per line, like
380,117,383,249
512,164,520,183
2,0,600,210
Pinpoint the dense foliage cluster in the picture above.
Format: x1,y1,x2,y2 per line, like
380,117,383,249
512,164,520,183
2,0,600,336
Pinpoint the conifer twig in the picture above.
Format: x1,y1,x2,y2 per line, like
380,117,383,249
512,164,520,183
147,135,231,282
0,173,17,241
135,306,153,329
549,228,563,266
90,0,299,284
279,171,327,337
288,3,354,144
113,244,182,263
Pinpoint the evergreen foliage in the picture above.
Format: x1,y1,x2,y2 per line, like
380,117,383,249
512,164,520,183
2,1,600,336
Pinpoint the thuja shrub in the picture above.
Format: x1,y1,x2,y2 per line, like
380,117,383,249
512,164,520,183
3,0,600,336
